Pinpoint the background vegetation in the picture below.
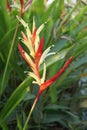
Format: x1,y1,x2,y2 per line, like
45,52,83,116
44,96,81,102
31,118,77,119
0,0,87,130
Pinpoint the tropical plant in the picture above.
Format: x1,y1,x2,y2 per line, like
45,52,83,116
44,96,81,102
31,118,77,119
0,0,87,130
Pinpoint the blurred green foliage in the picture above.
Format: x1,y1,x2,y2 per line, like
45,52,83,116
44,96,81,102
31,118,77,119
0,0,87,130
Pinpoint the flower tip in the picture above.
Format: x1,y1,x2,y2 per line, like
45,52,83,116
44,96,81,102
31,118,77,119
18,43,21,50
16,15,21,22
16,15,19,20
18,44,24,53
44,22,47,25
19,0,24,6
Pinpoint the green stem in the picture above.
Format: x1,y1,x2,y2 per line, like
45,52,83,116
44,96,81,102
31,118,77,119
23,96,38,130
1,23,19,96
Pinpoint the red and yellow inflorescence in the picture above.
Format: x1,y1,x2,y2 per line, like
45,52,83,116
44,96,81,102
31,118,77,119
6,0,33,16
18,17,73,99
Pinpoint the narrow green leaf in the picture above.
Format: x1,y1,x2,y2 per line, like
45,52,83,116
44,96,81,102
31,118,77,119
74,54,87,68
16,114,23,130
73,41,87,58
45,48,70,68
70,6,87,31
0,122,9,130
70,22,87,37
44,104,70,111
0,68,12,94
0,77,32,124
0,24,19,95
52,0,64,21
57,0,81,32
0,0,11,30
23,92,35,101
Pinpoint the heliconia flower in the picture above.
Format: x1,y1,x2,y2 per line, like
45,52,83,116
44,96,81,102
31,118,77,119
18,18,74,129
18,17,73,100
10,0,33,17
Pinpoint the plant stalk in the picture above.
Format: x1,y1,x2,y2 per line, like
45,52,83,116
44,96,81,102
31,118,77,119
23,96,38,130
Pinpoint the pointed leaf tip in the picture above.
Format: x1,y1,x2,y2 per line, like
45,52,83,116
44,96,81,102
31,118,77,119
18,44,24,53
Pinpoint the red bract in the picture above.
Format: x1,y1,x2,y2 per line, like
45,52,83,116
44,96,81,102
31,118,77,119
18,44,26,60
38,56,73,96
32,28,37,46
35,37,44,69
18,44,34,70
6,0,11,12
18,44,40,78
19,0,24,7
